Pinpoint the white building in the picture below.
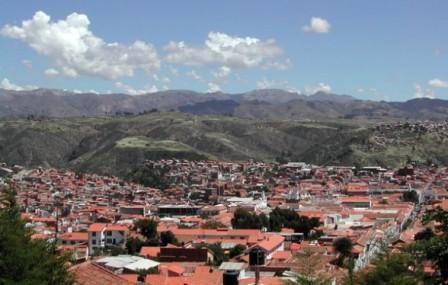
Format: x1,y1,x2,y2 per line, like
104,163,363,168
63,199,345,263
88,223,129,255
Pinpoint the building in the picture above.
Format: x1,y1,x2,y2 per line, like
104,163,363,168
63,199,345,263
88,223,129,255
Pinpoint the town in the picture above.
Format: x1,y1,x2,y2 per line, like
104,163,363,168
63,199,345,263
1,159,447,285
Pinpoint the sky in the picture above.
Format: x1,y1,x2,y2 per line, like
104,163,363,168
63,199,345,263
0,0,447,101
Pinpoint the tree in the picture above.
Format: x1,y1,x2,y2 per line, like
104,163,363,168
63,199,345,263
229,244,247,258
284,248,333,285
402,190,419,203
135,219,159,241
0,182,74,285
413,227,434,241
414,207,448,281
352,251,424,285
201,220,227,229
231,208,265,230
333,237,353,266
160,231,178,246
126,237,145,255
195,242,228,266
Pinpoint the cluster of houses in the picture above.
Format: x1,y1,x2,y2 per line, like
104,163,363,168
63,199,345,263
2,159,448,284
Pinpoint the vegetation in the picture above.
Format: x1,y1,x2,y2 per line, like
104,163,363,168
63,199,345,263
352,252,424,285
135,218,159,241
284,248,333,285
402,190,419,203
195,242,228,266
0,182,74,285
411,207,448,282
160,231,178,246
231,208,321,238
229,244,247,258
201,220,227,229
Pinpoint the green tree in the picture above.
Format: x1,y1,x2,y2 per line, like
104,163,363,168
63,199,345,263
333,237,353,266
201,220,227,229
160,231,178,246
402,190,419,203
352,252,424,285
135,218,159,241
414,207,448,281
126,237,145,255
413,227,435,241
0,182,74,285
229,244,247,258
333,237,354,284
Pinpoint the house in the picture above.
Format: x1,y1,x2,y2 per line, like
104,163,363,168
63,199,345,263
253,235,285,260
58,232,88,246
88,223,129,255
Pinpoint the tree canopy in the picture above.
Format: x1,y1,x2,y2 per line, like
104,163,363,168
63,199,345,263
231,207,321,238
0,182,74,285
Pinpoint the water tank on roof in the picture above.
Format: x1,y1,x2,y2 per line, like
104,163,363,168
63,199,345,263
249,247,265,266
223,270,239,285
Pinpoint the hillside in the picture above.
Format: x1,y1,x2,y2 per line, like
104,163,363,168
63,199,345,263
1,113,448,178
0,113,351,176
2,88,448,121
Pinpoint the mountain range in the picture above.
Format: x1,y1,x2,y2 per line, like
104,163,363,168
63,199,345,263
2,88,448,120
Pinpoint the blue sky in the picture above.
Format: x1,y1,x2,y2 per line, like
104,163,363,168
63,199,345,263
0,0,447,101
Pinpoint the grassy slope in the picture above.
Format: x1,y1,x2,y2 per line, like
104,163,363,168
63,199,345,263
1,113,447,177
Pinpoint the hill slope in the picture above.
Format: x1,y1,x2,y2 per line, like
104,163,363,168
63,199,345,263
2,88,448,121
1,114,447,177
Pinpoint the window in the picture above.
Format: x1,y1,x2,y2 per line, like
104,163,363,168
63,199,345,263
62,240,67,245
107,239,112,243
92,232,96,237
92,240,96,245
106,231,112,236
71,241,75,245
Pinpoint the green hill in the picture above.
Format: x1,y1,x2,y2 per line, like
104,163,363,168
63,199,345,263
0,113,446,177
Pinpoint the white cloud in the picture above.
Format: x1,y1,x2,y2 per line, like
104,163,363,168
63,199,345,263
44,68,60,77
1,11,160,80
186,70,202,81
357,88,365,93
415,84,435,99
428,78,448,88
114,81,158,95
212,66,231,83
72,89,99,94
165,32,285,69
263,58,291,70
305,83,332,94
1,78,37,91
22,59,32,69
207,82,221,93
303,17,331,33
152,74,170,83
255,79,299,92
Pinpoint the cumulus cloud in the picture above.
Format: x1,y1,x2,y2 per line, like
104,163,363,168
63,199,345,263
1,11,160,80
428,78,448,88
305,83,332,94
186,70,202,81
255,79,299,92
165,32,286,69
1,78,37,91
207,82,221,93
152,74,170,83
44,68,60,77
213,66,231,83
415,84,435,99
115,82,158,95
303,17,331,33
